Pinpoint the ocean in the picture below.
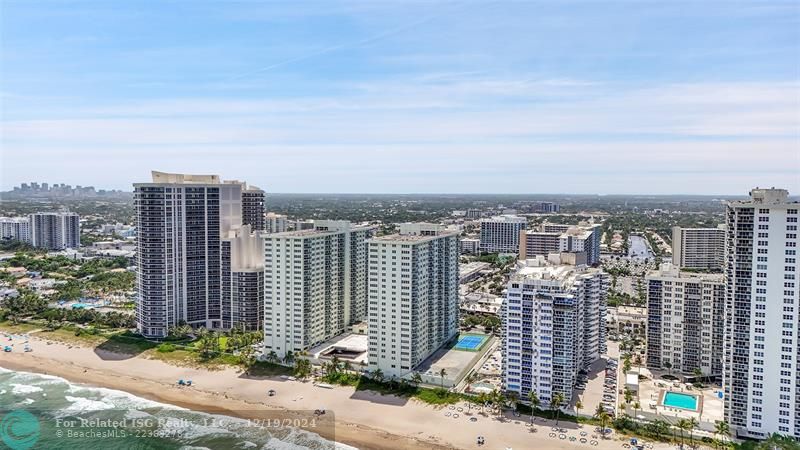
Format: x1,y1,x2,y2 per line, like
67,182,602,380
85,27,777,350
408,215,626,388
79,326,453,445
0,367,353,450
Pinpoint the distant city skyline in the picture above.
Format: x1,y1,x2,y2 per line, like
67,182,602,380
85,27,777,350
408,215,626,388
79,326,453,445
1,1,798,194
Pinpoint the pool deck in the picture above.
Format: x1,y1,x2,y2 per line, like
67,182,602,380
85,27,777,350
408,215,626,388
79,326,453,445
659,390,703,412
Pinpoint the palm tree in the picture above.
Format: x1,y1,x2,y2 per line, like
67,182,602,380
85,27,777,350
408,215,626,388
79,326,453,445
634,354,643,375
632,401,641,419
677,418,692,448
491,389,504,417
528,391,540,424
663,360,673,376
411,372,422,387
372,368,384,383
693,367,704,384
550,392,565,425
756,433,800,450
266,351,279,364
438,368,448,389
575,400,583,426
507,391,519,413
595,410,611,439
688,417,699,445
714,421,730,449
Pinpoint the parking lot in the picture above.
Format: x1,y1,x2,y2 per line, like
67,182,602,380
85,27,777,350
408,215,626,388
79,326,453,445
571,343,620,418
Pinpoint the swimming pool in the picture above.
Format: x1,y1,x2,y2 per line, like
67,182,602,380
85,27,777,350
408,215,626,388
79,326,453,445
455,334,488,351
663,391,698,411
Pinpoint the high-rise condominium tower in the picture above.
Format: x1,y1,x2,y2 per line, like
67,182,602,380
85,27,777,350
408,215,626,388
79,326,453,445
646,263,724,378
672,226,726,271
29,212,80,250
723,188,799,439
241,186,266,232
133,171,263,338
262,221,374,358
367,223,459,379
479,215,527,253
502,255,608,405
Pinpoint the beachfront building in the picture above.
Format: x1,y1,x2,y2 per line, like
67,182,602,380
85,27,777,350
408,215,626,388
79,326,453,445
519,223,602,265
479,215,527,253
645,263,724,378
672,225,726,271
0,217,31,243
262,221,375,359
502,254,608,405
29,212,80,250
133,171,264,338
723,188,800,439
265,213,288,233
367,223,459,379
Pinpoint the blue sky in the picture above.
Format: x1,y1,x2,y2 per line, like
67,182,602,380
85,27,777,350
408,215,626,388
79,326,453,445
1,1,798,194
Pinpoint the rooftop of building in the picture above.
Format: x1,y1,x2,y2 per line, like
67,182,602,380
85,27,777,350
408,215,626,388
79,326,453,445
510,254,603,286
480,214,527,223
369,233,453,243
728,187,796,207
647,263,724,281
264,229,338,238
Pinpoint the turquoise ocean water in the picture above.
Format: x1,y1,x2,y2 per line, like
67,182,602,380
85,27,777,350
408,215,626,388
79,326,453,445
0,367,350,450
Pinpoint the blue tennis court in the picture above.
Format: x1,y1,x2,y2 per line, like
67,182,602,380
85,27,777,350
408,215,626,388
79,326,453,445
454,334,488,351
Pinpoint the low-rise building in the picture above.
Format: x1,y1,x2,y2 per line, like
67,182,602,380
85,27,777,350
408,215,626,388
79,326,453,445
606,306,647,338
459,262,491,284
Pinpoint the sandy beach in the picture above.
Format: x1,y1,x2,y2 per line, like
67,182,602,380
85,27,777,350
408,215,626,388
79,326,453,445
0,335,658,450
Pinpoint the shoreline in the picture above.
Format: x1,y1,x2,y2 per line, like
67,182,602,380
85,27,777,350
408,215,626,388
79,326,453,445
0,356,454,450
0,334,641,450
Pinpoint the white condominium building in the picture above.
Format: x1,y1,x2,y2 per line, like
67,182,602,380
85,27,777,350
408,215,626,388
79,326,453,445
460,237,480,255
367,223,459,379
723,188,800,439
29,212,80,250
262,221,374,358
133,171,261,338
479,215,527,253
265,212,288,233
646,263,724,377
503,254,608,405
672,225,726,270
0,217,31,243
520,223,602,265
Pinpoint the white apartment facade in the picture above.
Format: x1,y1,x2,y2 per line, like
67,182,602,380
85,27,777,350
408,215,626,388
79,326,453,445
646,263,724,377
479,215,527,253
672,226,726,270
723,188,800,439
29,212,80,250
460,237,480,255
503,255,608,405
0,217,31,243
367,223,459,379
262,221,374,358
